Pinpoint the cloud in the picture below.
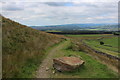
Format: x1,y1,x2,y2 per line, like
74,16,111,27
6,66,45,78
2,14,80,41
3,6,23,11
44,2,100,8
2,2,24,11
44,2,74,7
1,1,118,26
1,0,120,2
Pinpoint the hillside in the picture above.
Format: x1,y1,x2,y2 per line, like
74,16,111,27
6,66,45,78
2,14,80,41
2,16,64,78
31,23,118,32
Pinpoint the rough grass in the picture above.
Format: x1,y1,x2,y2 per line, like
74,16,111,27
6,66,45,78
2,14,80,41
63,51,118,78
84,37,119,57
51,40,118,78
102,37,118,48
2,16,63,78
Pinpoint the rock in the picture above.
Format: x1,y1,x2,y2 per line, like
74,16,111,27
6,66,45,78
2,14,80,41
53,56,85,72
52,70,56,74
46,67,49,71
41,66,44,68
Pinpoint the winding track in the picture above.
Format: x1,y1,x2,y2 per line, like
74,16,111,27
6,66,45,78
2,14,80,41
36,40,70,78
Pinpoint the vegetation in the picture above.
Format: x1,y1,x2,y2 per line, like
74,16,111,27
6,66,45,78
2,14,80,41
113,32,120,35
2,16,63,78
63,34,119,75
31,23,118,31
2,16,119,78
46,30,61,32
47,31,113,35
84,37,119,57
65,34,113,37
50,40,118,78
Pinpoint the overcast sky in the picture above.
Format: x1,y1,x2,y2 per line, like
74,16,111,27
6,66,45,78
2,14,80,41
1,0,119,26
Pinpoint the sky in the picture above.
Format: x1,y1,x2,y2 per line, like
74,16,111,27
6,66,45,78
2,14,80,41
0,0,119,26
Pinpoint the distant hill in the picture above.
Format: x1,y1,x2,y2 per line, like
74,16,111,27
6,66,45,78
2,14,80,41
2,16,64,78
31,23,118,32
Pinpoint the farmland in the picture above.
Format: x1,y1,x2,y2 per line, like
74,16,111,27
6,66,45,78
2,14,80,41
64,34,119,73
65,34,113,37
84,37,119,57
65,34,119,58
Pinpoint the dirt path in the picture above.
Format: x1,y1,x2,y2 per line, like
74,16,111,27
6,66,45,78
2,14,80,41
36,40,70,78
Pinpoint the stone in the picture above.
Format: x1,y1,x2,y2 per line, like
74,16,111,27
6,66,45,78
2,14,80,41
52,70,56,74
46,67,49,71
53,56,85,72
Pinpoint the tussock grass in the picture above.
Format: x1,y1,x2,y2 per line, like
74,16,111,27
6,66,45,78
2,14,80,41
2,16,63,78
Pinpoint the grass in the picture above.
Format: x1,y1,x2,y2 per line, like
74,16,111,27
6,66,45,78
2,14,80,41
2,16,119,78
84,37,119,57
65,34,112,37
101,37,118,48
63,51,117,78
15,54,44,78
64,34,119,57
93,47,118,57
15,40,65,78
51,40,118,78
2,16,63,78
46,30,61,32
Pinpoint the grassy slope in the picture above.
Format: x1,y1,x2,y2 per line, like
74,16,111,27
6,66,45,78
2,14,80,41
65,34,119,57
102,37,118,48
84,37,119,57
50,40,118,78
2,16,63,78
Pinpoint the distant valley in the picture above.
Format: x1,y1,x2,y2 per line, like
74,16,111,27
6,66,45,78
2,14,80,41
31,23,118,32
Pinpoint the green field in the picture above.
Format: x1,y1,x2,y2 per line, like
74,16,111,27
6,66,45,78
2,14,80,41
46,30,61,32
50,40,118,78
84,37,119,57
65,34,119,57
65,34,113,37
101,37,118,48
